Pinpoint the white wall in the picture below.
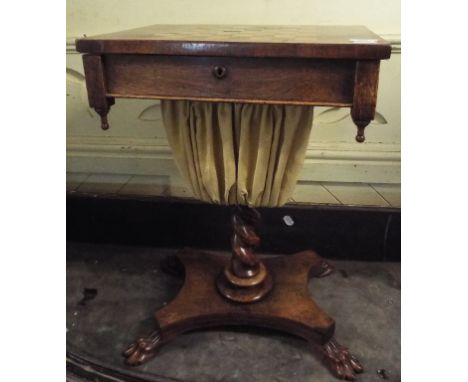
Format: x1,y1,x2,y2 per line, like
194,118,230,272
67,0,400,36
66,0,401,207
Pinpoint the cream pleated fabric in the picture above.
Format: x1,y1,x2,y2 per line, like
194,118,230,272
161,100,313,207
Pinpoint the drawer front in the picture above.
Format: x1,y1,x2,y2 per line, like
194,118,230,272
104,55,355,106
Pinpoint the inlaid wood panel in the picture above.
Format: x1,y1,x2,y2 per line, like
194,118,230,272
76,25,391,59
105,55,356,106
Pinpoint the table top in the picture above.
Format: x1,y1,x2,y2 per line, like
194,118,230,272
76,24,391,60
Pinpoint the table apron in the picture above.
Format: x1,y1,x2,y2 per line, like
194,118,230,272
103,55,357,106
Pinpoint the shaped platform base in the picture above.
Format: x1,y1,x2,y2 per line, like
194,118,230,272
124,249,363,380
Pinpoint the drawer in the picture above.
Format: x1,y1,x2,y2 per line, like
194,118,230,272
104,55,356,106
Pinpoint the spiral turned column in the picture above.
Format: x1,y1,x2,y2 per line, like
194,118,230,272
216,205,273,303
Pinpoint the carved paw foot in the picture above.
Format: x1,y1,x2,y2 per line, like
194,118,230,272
123,329,162,366
322,337,363,380
160,254,185,278
317,260,334,277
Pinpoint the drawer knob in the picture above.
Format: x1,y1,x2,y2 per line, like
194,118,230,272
213,66,227,79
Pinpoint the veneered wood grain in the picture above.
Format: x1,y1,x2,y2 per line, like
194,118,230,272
156,249,335,344
75,24,391,60
104,55,355,106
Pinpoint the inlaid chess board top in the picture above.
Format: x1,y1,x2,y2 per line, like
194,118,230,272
76,24,391,59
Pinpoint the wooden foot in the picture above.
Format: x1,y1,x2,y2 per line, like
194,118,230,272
321,337,364,381
318,259,335,277
124,327,162,366
123,249,361,380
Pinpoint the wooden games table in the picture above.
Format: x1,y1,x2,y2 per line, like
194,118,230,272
76,24,391,381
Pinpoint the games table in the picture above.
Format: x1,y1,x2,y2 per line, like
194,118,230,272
76,24,391,380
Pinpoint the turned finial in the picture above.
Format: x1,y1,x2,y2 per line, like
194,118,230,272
95,107,111,130
355,126,366,142
99,114,109,130
353,120,370,143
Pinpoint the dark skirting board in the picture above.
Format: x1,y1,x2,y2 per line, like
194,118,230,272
66,193,400,262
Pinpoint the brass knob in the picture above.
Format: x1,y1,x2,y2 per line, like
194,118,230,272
212,66,227,79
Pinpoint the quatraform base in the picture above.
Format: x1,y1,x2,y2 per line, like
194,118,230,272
124,249,363,381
